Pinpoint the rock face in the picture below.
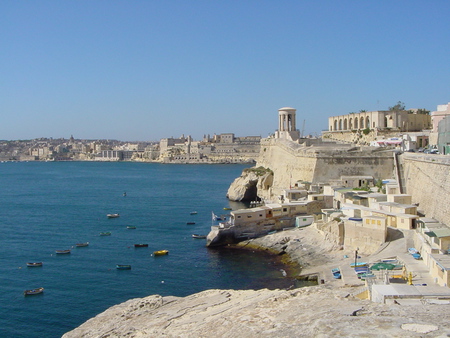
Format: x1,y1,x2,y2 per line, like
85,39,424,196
226,167,273,202
63,286,450,337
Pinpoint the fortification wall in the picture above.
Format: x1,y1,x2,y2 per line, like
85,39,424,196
401,154,450,225
257,138,395,199
322,130,403,146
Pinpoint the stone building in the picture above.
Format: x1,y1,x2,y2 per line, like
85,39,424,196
328,110,431,132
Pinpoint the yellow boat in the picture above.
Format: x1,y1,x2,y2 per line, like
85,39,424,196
153,250,169,256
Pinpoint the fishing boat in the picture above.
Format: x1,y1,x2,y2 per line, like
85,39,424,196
99,232,111,236
55,250,71,254
134,244,148,248
186,222,196,225
408,248,418,255
190,211,197,215
76,242,89,247
24,287,44,296
350,262,367,268
192,234,206,239
223,207,232,210
26,262,43,267
116,264,131,270
153,250,169,256
331,268,341,279
107,213,120,218
127,226,136,229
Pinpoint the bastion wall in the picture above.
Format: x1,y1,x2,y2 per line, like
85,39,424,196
257,138,395,199
401,154,450,226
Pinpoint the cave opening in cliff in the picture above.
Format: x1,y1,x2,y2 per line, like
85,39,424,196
242,182,261,202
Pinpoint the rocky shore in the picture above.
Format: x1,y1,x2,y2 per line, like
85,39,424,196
63,227,450,337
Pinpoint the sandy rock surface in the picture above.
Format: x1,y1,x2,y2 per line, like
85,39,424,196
63,285,450,338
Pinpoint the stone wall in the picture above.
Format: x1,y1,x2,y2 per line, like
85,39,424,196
401,153,450,226
256,138,395,200
322,129,405,146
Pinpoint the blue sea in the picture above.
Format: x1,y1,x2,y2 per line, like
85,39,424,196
0,162,299,338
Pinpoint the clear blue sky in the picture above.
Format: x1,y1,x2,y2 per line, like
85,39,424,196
1,1,449,141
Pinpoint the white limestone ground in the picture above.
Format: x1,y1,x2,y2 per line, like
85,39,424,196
63,227,450,337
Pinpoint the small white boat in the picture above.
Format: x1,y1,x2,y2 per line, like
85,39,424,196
192,234,206,239
27,262,43,267
55,250,71,254
24,287,44,296
107,213,120,218
76,242,89,247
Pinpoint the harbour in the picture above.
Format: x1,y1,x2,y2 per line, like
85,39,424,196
0,161,298,338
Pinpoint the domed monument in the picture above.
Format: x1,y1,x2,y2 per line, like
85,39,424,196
274,107,300,141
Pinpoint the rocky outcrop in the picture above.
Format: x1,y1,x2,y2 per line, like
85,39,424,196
226,167,273,201
63,286,450,337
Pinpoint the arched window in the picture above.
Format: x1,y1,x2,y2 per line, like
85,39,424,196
344,118,348,130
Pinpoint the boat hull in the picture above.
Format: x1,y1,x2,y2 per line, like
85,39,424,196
27,262,43,267
116,265,131,270
153,250,169,256
55,250,71,254
24,287,44,296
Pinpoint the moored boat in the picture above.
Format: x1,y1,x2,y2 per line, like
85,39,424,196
153,250,169,256
127,226,136,229
331,268,341,279
134,244,148,248
186,222,196,225
350,262,367,268
99,232,111,236
27,262,43,267
190,211,197,215
192,234,206,239
107,213,120,218
223,207,232,210
24,287,44,296
76,242,89,247
116,264,131,270
408,248,418,255
55,250,71,254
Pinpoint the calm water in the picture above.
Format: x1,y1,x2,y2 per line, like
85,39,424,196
0,162,298,338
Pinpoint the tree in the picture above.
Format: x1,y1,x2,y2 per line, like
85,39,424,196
388,101,406,112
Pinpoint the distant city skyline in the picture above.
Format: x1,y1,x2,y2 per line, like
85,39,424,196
1,1,449,141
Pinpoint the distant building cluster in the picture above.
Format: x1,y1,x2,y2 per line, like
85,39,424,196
0,133,260,163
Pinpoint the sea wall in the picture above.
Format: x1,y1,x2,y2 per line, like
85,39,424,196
256,138,395,200
401,153,450,226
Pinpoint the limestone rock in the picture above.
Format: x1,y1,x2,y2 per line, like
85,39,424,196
63,286,450,338
227,167,273,201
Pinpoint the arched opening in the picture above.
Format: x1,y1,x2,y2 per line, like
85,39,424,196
349,118,353,130
365,117,370,129
354,118,359,129
343,118,348,130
